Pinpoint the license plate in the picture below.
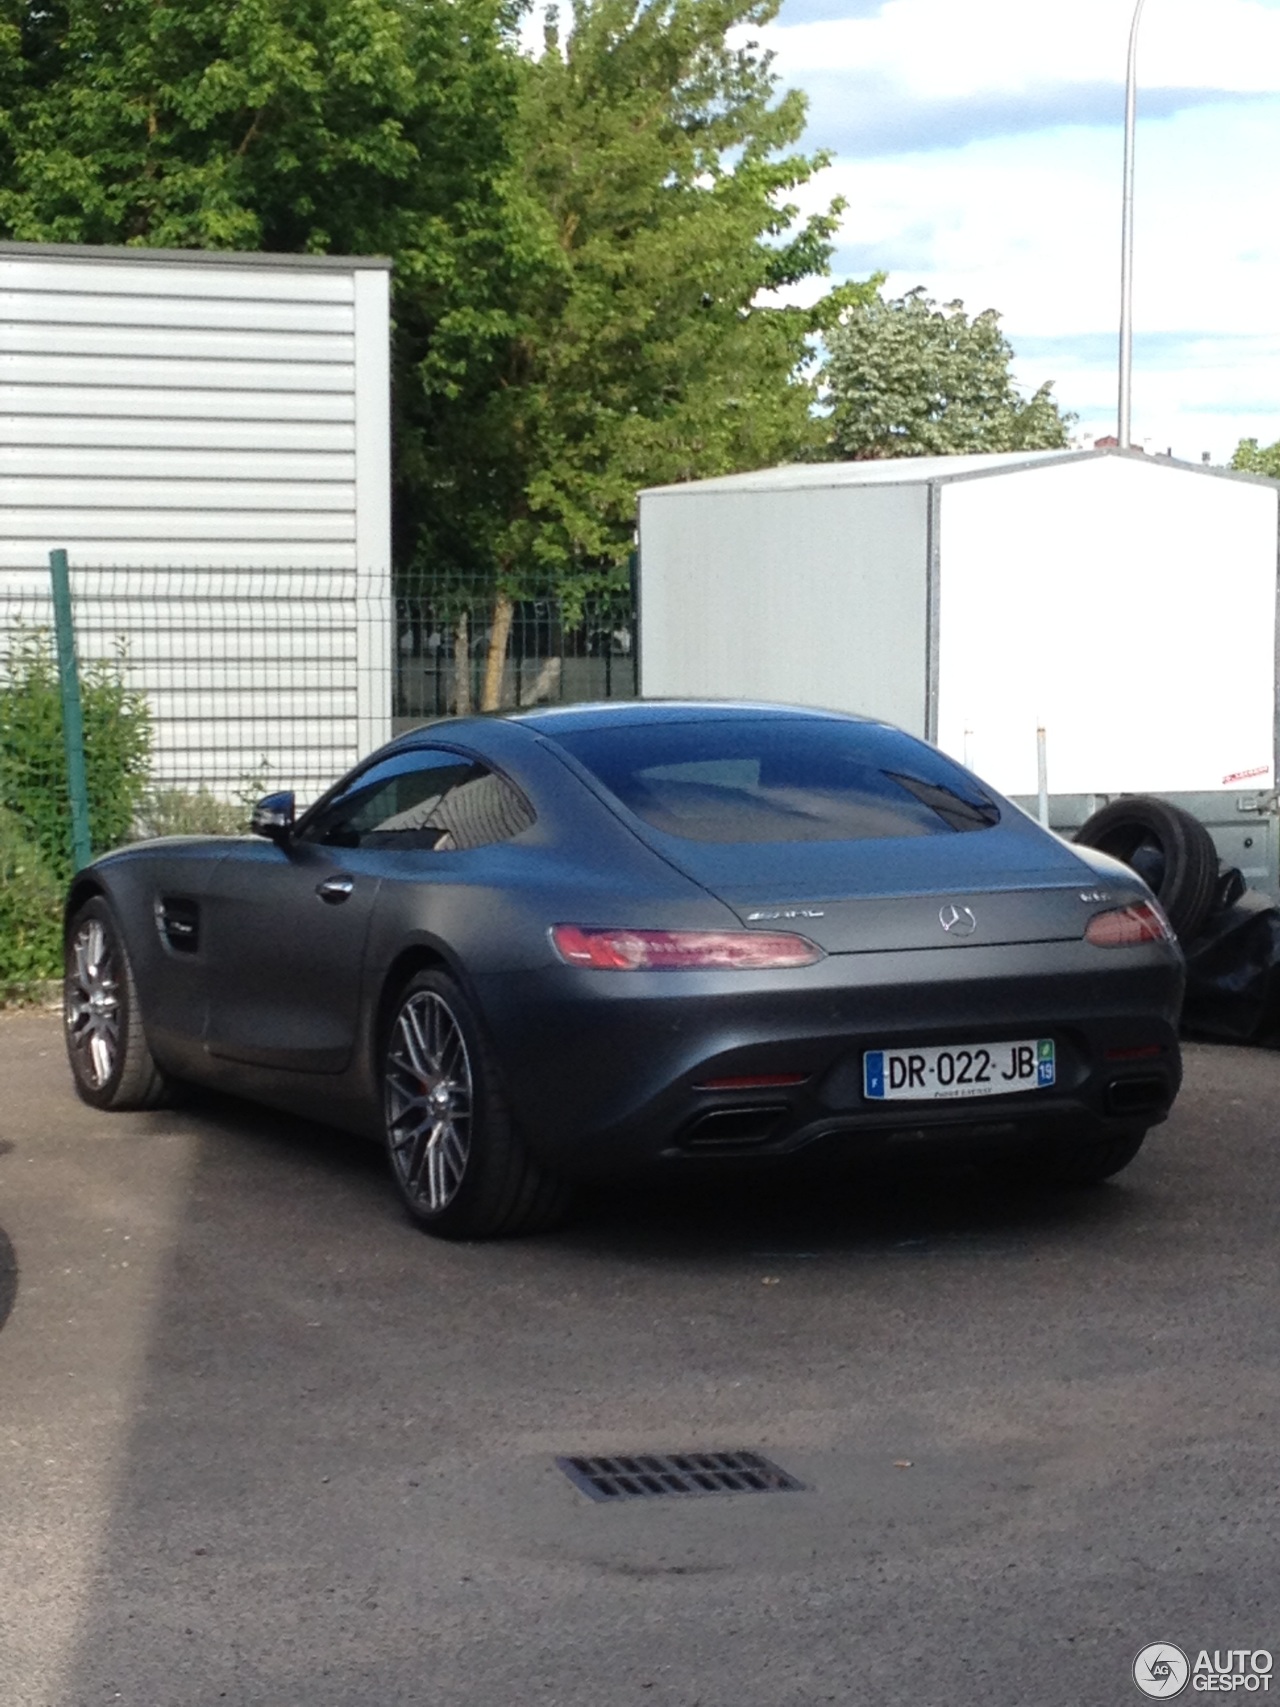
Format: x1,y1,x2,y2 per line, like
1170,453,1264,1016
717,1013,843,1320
863,1038,1056,1102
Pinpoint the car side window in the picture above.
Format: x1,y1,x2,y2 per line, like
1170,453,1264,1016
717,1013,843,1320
301,749,534,852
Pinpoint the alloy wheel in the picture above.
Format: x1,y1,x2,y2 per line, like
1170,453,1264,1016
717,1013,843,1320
66,917,121,1090
385,991,474,1212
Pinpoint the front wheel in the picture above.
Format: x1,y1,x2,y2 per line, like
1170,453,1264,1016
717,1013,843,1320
381,970,570,1239
64,897,173,1110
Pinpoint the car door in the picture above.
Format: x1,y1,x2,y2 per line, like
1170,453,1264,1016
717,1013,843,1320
202,748,485,1074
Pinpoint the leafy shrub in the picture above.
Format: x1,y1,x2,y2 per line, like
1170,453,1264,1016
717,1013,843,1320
0,807,62,991
0,627,152,881
136,786,249,839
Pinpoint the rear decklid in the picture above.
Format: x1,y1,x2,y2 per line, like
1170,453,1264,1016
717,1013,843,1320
630,833,1114,953
541,708,1136,953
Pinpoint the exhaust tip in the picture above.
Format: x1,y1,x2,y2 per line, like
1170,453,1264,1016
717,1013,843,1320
679,1106,788,1151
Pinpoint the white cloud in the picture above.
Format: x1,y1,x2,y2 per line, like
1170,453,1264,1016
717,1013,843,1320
766,0,1280,98
761,0,1280,460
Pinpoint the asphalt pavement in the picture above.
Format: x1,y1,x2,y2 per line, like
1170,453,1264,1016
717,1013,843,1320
1,1007,1277,1707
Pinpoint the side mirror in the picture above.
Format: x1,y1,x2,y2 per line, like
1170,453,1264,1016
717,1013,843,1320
251,791,295,842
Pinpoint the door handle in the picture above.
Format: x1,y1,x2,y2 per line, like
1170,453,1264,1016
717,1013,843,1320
316,875,354,904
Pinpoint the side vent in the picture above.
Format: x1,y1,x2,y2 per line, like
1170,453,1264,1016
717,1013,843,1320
156,896,200,955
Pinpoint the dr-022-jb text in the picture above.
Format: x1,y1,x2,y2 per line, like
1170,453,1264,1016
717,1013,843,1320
863,1039,1057,1102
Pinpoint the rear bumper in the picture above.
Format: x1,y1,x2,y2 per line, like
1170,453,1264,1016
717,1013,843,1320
472,939,1184,1177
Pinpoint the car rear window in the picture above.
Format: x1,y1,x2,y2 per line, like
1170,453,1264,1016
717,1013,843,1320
552,719,1000,845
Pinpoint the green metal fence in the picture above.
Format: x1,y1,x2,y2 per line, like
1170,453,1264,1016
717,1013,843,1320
0,559,638,869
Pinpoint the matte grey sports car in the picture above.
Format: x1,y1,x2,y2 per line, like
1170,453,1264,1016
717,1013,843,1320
63,702,1184,1238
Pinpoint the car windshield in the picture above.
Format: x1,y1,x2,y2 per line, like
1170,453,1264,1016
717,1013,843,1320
552,718,1000,845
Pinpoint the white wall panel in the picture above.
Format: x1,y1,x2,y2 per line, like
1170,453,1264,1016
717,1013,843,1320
0,242,392,798
0,419,355,451
638,483,930,734
0,542,357,570
0,448,355,480
3,385,355,420
1,291,354,334
353,267,393,754
937,457,1280,795
0,323,354,364
2,355,353,390
5,510,355,539
0,258,356,302
2,478,354,511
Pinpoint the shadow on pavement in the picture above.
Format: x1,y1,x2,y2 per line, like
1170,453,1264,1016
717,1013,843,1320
0,1224,16,1334
0,1137,17,1334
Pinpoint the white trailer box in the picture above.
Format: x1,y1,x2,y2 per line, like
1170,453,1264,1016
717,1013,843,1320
638,449,1280,890
0,239,392,802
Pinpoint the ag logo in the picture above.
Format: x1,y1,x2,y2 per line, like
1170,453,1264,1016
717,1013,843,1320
1134,1644,1190,1698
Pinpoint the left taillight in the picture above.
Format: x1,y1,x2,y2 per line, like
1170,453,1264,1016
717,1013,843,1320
1084,900,1175,947
551,925,824,971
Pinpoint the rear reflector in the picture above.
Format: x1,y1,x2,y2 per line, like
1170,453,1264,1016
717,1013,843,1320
551,925,823,971
1084,900,1174,947
1103,1044,1164,1062
695,1074,809,1091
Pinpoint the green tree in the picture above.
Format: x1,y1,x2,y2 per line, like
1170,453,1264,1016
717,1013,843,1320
0,0,516,257
0,0,527,658
1231,437,1280,479
0,0,868,711
404,0,870,706
822,286,1074,460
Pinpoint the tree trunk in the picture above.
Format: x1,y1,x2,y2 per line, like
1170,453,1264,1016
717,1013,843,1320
452,611,471,716
481,591,515,712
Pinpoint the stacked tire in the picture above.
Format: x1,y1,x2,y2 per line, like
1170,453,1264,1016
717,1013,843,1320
1073,795,1218,944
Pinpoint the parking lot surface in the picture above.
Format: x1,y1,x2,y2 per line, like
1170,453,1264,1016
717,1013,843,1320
2,1008,1277,1707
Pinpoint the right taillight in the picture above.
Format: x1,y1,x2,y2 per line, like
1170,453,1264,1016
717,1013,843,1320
551,925,824,970
1085,900,1175,947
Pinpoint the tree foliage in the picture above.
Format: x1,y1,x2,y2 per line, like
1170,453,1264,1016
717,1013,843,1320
0,0,516,257
1231,437,1280,480
0,0,528,593
402,0,867,605
822,286,1074,460
0,0,865,705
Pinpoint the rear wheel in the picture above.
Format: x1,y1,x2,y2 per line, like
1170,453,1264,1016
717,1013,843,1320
381,970,570,1239
64,897,173,1110
1016,1126,1148,1187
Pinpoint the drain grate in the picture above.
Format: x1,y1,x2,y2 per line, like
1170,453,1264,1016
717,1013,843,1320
556,1450,805,1502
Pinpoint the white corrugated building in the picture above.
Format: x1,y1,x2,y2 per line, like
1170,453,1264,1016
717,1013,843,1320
0,239,392,800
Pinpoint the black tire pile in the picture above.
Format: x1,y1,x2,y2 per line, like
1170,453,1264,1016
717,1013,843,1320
1074,795,1220,944
1074,795,1280,1046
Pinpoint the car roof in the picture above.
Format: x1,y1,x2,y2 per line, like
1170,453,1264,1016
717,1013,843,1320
379,700,883,763
510,700,878,735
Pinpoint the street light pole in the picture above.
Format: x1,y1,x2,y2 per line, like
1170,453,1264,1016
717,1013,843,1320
1118,0,1146,449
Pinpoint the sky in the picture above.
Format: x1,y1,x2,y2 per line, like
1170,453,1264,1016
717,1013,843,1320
761,0,1280,462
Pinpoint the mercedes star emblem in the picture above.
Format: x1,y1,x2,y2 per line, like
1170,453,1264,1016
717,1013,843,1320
939,903,977,936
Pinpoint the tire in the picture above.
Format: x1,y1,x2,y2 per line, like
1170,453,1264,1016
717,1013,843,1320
1047,1128,1148,1186
1074,796,1217,943
64,897,174,1111
1013,1126,1147,1188
381,970,571,1239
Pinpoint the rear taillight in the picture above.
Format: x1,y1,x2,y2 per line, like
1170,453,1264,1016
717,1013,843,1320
551,925,824,971
1084,900,1174,947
